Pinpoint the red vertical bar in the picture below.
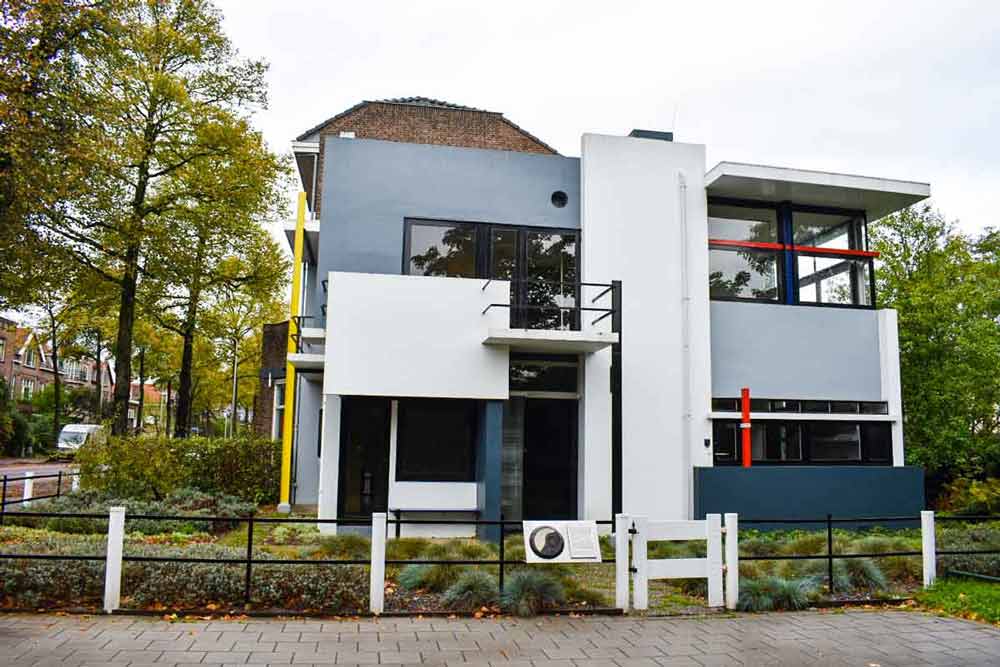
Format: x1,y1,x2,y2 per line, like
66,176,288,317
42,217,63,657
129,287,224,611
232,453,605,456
741,387,752,468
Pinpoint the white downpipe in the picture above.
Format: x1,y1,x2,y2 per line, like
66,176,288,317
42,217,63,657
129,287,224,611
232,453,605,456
678,172,693,511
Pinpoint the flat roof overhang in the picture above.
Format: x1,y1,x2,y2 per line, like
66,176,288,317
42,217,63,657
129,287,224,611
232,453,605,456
283,219,320,262
706,162,930,220
483,328,618,353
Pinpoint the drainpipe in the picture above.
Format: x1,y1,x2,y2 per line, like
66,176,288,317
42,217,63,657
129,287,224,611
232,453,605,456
678,172,692,461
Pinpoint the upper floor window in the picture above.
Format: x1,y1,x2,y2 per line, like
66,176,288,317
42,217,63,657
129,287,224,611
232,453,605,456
708,198,876,308
403,219,580,330
21,378,34,401
24,347,36,367
0,338,5,361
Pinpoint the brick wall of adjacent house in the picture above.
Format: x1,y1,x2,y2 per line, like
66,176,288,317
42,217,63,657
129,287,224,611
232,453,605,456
253,320,289,438
310,102,556,216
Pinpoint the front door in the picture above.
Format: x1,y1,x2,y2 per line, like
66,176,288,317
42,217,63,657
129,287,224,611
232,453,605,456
337,397,391,518
522,398,578,520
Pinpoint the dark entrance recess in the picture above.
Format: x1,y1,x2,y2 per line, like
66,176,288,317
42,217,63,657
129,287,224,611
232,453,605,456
337,397,391,518
522,399,578,520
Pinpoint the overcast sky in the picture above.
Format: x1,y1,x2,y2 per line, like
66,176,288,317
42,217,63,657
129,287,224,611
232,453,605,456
217,0,999,237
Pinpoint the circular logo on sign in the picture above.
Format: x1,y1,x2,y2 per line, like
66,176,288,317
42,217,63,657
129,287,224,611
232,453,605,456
528,526,565,559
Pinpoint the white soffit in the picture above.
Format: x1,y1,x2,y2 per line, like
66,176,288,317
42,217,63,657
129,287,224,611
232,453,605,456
705,162,930,221
283,219,320,258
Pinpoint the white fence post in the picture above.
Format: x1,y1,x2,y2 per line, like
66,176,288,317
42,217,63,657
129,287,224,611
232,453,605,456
921,510,936,588
724,513,739,610
71,471,80,492
706,514,723,607
370,512,386,615
103,506,125,613
22,472,33,506
614,514,630,611
631,516,649,611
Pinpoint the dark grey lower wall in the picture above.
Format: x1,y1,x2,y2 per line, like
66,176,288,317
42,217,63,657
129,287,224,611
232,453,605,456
693,466,925,527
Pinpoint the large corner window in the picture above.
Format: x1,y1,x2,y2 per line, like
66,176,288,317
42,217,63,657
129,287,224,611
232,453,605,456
396,398,478,482
403,219,581,330
708,199,876,308
712,419,891,465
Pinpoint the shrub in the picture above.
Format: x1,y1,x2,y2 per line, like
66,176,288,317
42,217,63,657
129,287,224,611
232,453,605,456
315,533,370,559
441,570,498,611
0,527,368,612
386,537,432,560
737,577,814,612
939,478,1000,515
12,488,254,535
501,570,565,616
76,435,281,504
397,564,433,591
843,558,888,592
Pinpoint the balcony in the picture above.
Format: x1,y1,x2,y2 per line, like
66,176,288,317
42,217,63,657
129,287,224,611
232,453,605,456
480,279,620,353
289,315,326,370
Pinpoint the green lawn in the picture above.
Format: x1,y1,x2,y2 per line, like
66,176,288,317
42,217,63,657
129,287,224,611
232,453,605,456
917,578,1000,625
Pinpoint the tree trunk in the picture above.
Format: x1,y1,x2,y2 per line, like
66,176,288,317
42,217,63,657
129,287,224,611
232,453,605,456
165,378,172,437
112,243,140,435
94,329,102,421
229,337,238,437
48,312,61,448
136,347,145,435
174,329,195,438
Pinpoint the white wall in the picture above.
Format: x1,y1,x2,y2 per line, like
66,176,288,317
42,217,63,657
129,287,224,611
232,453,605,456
385,400,477,537
581,134,713,520
877,309,906,466
316,394,341,535
324,272,510,399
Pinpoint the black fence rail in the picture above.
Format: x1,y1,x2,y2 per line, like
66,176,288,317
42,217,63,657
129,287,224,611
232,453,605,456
0,470,81,513
739,513,1000,594
0,510,616,607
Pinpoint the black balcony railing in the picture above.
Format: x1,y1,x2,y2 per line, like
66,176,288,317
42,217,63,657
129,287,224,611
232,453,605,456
481,279,621,332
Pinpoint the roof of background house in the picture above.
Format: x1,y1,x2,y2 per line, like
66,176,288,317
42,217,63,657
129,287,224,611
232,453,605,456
294,96,558,154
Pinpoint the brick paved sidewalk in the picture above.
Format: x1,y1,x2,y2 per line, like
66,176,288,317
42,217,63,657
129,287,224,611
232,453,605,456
1,609,998,666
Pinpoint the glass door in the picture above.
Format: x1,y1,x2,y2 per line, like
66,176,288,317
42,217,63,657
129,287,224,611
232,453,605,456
337,397,391,518
489,228,579,330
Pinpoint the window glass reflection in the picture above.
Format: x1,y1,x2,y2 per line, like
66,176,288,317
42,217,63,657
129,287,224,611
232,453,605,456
798,255,872,305
407,222,476,277
707,204,779,242
709,248,780,301
810,423,862,461
792,211,860,249
525,231,578,329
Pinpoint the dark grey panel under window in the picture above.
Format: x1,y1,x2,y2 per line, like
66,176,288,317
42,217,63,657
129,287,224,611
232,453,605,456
808,423,861,461
406,221,477,277
860,401,889,415
709,247,780,301
510,359,577,393
707,204,779,242
396,399,477,482
861,422,893,462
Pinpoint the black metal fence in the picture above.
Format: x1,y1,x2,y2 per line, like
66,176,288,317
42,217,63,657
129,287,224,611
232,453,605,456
0,470,81,513
740,513,1000,594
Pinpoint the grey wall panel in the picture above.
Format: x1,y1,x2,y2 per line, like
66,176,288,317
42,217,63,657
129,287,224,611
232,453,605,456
710,301,883,401
316,137,581,316
693,466,925,525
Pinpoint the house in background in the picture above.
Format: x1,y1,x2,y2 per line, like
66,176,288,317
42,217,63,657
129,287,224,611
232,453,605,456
265,97,930,534
0,317,113,412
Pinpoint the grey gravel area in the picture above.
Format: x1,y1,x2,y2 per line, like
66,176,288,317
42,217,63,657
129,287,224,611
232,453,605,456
1,609,999,666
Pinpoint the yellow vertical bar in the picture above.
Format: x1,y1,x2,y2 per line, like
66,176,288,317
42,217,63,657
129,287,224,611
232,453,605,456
279,192,307,511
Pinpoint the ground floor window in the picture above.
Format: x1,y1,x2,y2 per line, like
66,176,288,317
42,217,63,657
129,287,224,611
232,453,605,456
713,419,892,465
396,398,478,482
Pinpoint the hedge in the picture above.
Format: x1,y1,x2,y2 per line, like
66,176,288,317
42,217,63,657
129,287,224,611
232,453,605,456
0,527,368,612
76,435,281,504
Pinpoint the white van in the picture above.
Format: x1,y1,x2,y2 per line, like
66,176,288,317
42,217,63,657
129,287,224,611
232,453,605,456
57,424,107,451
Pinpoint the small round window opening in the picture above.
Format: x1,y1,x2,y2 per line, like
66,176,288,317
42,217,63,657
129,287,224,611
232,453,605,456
550,190,568,208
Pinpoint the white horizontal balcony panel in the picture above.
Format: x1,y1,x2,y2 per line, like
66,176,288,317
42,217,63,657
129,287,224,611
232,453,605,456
324,272,510,399
288,353,324,370
483,328,618,353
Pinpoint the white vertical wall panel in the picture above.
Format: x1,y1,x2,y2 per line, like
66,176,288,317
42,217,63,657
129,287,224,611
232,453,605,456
581,134,712,521
878,309,906,466
323,272,510,399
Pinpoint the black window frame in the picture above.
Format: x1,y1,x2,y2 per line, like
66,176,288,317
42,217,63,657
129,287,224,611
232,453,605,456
395,398,479,483
711,418,893,466
707,197,877,310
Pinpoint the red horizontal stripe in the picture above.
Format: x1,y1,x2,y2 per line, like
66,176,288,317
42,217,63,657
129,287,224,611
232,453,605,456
708,239,785,251
708,238,879,259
